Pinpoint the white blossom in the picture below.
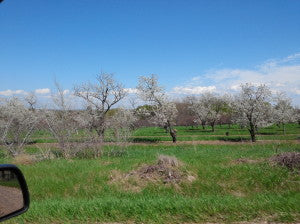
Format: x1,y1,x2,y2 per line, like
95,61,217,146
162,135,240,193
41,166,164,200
233,83,273,142
0,97,38,156
137,74,178,142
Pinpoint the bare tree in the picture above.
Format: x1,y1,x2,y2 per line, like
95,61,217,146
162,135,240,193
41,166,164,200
44,81,78,158
233,83,273,142
0,97,38,156
106,108,137,154
273,92,296,134
24,91,37,111
74,73,127,143
137,74,178,142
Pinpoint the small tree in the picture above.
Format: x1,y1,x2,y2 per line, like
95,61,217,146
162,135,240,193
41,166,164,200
0,97,38,156
44,81,79,158
74,73,127,142
137,74,178,142
273,93,296,134
106,108,137,154
189,93,228,132
188,95,209,129
24,91,37,111
233,83,273,142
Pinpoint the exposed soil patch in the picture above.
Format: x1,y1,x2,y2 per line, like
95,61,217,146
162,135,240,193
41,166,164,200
32,140,299,148
230,190,246,197
13,153,37,165
232,158,263,165
109,155,196,192
270,152,300,171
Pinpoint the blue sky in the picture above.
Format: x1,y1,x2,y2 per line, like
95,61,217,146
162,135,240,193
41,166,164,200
1,0,300,104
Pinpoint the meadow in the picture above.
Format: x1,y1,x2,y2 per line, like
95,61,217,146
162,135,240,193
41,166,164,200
30,123,300,143
1,124,299,223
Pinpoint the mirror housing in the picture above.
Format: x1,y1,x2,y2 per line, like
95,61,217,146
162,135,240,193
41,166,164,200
0,164,30,222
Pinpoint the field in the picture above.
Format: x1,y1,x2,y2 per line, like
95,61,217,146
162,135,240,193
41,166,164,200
1,124,300,223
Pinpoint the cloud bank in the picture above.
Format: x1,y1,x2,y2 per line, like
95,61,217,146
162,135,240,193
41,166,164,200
0,89,26,96
172,86,216,94
172,53,300,105
35,88,51,94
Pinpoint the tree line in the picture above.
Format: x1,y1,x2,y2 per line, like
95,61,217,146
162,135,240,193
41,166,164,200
0,73,299,158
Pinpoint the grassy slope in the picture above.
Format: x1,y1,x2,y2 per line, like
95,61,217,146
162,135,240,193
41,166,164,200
2,143,300,223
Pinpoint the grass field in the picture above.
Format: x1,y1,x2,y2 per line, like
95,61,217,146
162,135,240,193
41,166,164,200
1,124,299,223
29,123,300,144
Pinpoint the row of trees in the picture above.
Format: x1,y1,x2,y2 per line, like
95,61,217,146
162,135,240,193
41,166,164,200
136,75,299,142
0,73,299,157
187,84,298,141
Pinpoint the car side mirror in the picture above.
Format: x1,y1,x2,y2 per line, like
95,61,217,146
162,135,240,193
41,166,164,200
0,164,30,222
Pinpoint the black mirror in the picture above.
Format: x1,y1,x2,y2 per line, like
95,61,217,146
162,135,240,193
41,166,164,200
0,164,30,222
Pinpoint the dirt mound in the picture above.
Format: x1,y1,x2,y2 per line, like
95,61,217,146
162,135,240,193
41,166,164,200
109,155,196,192
270,152,300,170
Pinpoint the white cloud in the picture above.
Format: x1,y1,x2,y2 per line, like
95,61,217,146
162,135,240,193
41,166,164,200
0,89,27,96
292,88,300,95
63,89,70,95
172,86,216,94
206,65,300,96
230,84,240,91
205,54,300,87
174,53,300,105
35,88,50,94
124,88,138,94
185,53,300,104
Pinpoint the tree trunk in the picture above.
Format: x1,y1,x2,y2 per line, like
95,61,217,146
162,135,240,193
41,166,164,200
170,128,177,143
96,126,105,142
211,122,215,132
163,125,169,133
255,125,259,133
249,122,256,142
202,124,205,129
167,120,177,143
283,123,286,135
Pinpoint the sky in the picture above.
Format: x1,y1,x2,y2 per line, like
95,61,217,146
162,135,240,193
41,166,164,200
0,0,300,105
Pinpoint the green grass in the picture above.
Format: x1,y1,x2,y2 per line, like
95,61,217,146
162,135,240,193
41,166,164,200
3,142,300,223
132,123,300,136
28,123,299,144
129,134,299,142
29,133,299,144
1,124,299,223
